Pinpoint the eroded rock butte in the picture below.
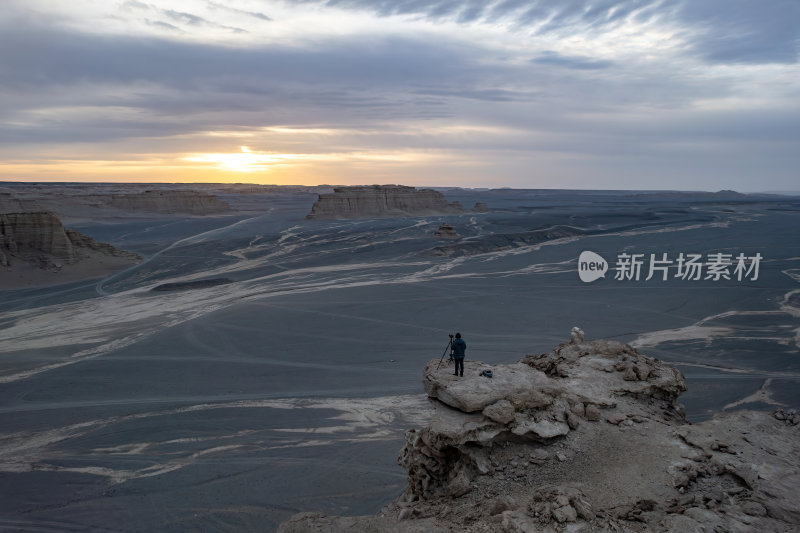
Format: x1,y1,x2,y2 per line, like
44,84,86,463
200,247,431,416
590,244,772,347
306,185,486,219
279,337,800,532
0,211,140,269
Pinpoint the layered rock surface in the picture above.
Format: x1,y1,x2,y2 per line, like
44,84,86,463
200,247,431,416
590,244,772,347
0,211,139,270
105,190,230,214
1,212,77,267
306,186,484,219
279,338,800,533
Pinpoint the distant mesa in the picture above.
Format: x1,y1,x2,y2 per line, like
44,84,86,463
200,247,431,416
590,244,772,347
0,211,140,270
151,278,233,292
306,185,455,220
305,185,489,220
1,187,231,218
107,190,231,215
434,223,460,239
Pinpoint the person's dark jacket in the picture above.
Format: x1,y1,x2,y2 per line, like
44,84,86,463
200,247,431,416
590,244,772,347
451,338,466,359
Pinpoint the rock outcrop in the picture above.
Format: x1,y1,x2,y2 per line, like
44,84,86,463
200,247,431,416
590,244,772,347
279,336,800,533
434,223,460,239
1,212,77,267
306,186,463,220
106,190,230,214
570,326,585,344
431,225,583,257
0,211,139,270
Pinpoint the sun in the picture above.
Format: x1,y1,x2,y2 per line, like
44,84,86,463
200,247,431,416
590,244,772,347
185,146,284,172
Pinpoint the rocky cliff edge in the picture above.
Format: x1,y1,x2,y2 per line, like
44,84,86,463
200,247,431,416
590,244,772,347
279,338,800,532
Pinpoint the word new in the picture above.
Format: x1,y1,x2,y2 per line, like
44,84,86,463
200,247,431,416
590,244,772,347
578,251,608,282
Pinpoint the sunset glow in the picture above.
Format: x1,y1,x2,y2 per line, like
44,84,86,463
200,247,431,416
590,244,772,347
1,0,797,189
186,146,290,173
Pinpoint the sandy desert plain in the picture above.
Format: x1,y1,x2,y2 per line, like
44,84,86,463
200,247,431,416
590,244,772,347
0,182,798,532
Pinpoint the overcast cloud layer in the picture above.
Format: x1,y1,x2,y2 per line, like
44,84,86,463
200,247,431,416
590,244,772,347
0,0,798,190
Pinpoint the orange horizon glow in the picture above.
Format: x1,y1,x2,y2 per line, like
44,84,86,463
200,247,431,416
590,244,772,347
0,145,462,186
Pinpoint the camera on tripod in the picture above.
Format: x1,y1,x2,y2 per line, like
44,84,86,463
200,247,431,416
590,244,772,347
438,334,456,368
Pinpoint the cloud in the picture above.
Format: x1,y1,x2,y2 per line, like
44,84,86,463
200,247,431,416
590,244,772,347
121,0,151,11
163,9,207,26
0,21,506,143
0,12,793,131
145,19,183,32
676,0,800,64
412,87,538,102
1,18,793,155
0,21,486,90
302,0,663,28
531,51,614,70
206,1,272,21
294,0,799,65
161,7,247,33
118,2,249,34
0,1,797,189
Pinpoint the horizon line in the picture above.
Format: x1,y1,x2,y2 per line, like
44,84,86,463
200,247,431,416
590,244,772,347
3,180,796,196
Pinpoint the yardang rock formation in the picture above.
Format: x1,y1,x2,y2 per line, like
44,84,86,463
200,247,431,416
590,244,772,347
0,211,140,272
279,336,800,532
105,190,230,215
306,185,487,219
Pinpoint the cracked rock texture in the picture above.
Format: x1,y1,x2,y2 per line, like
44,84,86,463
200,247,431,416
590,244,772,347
278,339,800,533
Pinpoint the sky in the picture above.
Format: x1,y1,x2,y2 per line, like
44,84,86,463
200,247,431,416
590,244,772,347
0,0,798,190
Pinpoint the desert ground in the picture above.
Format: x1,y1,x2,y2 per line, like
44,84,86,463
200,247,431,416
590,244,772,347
1,184,798,531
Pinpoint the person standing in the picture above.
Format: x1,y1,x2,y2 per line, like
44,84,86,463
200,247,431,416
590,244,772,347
451,332,466,377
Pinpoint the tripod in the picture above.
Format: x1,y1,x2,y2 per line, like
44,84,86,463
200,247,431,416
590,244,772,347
436,337,454,369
